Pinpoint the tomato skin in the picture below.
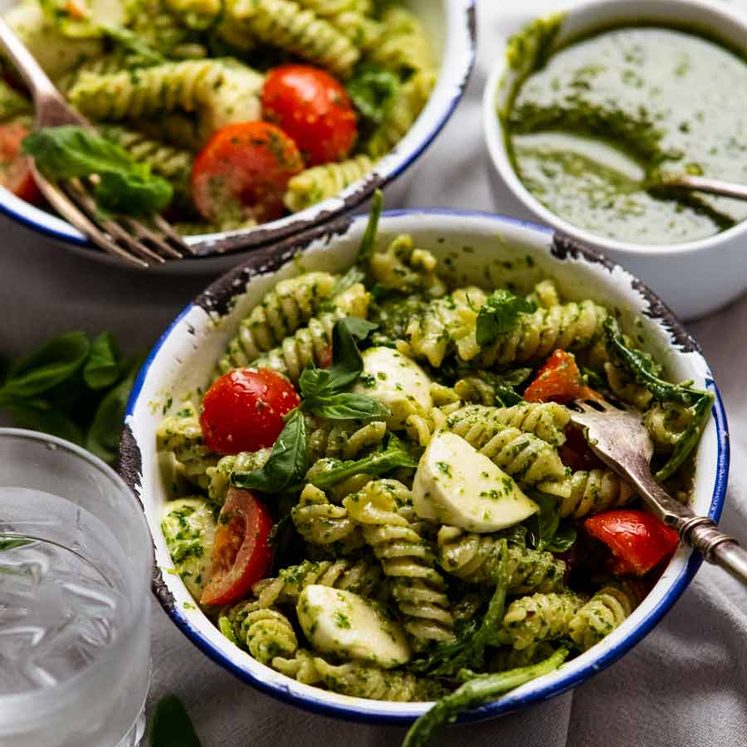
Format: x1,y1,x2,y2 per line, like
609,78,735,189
191,121,303,224
558,425,603,471
262,64,357,166
200,368,300,455
0,123,42,204
524,349,585,403
584,509,680,576
200,487,273,606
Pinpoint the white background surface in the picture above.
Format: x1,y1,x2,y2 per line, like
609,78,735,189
2,1,747,744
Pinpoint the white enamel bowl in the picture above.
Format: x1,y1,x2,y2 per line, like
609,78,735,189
0,0,475,274
121,210,729,723
483,0,747,320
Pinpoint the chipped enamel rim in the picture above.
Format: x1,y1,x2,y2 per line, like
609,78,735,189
0,0,475,270
121,210,729,724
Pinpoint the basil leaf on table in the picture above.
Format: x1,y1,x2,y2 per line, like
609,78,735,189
476,290,537,347
232,409,309,493
0,331,90,401
7,400,84,444
149,694,201,747
22,126,173,216
84,332,121,390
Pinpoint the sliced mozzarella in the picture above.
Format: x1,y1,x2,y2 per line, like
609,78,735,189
352,346,433,428
412,431,539,532
296,585,410,668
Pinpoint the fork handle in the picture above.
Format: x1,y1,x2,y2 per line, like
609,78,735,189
677,517,747,585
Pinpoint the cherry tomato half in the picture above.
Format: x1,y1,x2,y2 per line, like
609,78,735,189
200,367,300,455
191,121,303,224
200,487,273,606
0,122,42,204
262,64,357,166
584,509,680,576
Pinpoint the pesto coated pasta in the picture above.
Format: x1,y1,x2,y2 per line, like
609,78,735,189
156,215,711,715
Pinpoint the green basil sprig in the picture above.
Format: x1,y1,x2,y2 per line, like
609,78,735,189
475,290,537,347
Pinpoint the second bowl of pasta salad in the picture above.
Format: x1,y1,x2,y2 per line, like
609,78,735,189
0,0,474,269
121,206,728,738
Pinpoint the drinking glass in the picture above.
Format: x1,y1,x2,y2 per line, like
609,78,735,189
0,428,153,747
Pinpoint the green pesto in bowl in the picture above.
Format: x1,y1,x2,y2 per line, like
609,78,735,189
503,22,747,245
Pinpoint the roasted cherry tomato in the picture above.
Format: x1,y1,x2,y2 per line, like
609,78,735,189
0,122,42,204
525,349,584,403
200,487,273,606
200,367,300,455
584,509,680,576
191,121,303,224
262,64,357,166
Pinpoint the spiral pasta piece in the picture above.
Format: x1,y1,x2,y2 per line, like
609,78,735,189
205,448,271,504
604,361,654,410
68,59,263,144
292,484,364,550
284,155,375,213
218,272,338,372
223,0,360,77
369,7,431,75
343,479,454,647
446,408,570,497
643,402,693,452
308,419,387,461
450,403,570,446
226,603,299,663
528,279,562,309
157,402,217,489
436,527,566,592
404,287,488,367
558,468,634,519
568,583,639,651
251,283,371,381
476,301,608,368
501,592,586,650
252,558,382,608
365,69,435,158
370,234,446,297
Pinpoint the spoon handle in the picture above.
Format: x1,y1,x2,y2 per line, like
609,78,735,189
664,174,747,202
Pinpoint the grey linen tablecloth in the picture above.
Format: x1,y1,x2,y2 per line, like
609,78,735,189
1,1,747,744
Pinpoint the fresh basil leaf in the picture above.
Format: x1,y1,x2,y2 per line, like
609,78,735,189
304,391,389,421
85,360,140,464
356,189,383,264
7,401,84,444
95,168,173,216
307,436,416,489
476,290,537,347
84,332,121,390
149,694,201,747
232,409,309,493
347,63,400,124
23,126,172,217
544,520,577,553
0,332,90,401
0,535,31,551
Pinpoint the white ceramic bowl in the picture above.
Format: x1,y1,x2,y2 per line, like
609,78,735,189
121,209,728,724
483,0,747,320
0,0,475,274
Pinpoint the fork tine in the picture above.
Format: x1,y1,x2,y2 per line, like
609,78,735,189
64,180,166,264
31,169,149,268
124,217,183,259
152,214,196,256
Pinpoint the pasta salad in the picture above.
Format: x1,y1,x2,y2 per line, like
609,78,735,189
156,201,713,741
0,0,434,230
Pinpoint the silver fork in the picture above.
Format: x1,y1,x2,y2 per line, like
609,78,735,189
0,17,194,268
569,397,747,585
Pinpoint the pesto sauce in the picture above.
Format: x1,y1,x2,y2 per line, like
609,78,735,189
505,25,747,244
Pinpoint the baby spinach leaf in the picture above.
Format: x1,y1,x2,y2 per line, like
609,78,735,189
307,435,416,489
149,694,201,747
23,126,172,216
524,492,576,553
84,332,121,390
347,63,400,124
85,360,141,464
476,290,537,347
0,332,90,401
232,409,309,493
